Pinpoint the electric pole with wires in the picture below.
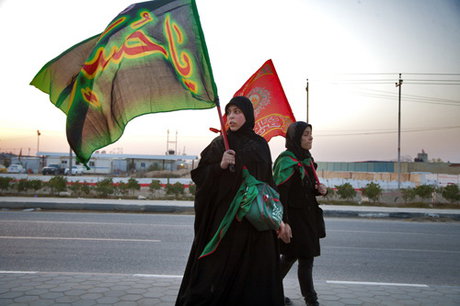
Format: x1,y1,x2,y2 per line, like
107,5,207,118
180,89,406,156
395,73,403,189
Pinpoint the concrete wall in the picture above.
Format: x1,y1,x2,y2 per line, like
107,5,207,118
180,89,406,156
317,170,460,189
317,161,460,175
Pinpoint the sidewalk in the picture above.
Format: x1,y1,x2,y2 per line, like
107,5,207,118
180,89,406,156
1,271,459,305
1,196,460,221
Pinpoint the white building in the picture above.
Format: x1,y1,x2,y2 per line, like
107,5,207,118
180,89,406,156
37,151,198,175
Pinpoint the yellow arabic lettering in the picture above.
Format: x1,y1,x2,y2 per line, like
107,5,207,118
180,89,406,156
131,11,154,29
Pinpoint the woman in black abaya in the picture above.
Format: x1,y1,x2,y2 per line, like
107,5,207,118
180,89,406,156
273,121,327,306
176,96,284,306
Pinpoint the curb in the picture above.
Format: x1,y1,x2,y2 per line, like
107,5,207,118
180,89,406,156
1,198,459,221
324,209,460,221
0,200,195,214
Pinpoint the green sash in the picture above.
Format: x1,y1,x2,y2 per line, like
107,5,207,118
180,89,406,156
273,150,312,186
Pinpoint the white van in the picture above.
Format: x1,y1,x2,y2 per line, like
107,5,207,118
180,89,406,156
7,164,26,173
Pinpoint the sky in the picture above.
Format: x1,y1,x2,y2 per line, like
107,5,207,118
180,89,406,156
0,0,459,163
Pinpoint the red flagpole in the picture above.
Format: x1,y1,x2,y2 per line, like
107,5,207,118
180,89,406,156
215,99,230,150
215,99,235,172
310,160,321,185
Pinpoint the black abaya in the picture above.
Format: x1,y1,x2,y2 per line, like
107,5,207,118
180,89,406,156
176,133,284,306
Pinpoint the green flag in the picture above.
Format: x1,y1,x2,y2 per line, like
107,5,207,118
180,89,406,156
31,0,218,166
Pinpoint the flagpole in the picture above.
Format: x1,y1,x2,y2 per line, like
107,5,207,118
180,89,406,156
310,160,321,185
215,98,235,172
215,99,230,151
306,78,309,123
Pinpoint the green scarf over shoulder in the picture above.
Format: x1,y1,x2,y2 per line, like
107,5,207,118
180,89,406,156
273,150,312,186
199,168,265,259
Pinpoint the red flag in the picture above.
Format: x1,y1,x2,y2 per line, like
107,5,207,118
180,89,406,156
233,59,296,142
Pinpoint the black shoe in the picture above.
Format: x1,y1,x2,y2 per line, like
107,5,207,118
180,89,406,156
304,292,319,306
284,296,293,305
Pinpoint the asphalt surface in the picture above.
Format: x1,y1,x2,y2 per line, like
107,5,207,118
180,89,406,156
1,196,459,305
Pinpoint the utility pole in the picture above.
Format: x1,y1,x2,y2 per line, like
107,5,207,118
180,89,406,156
36,130,41,155
306,79,309,122
395,73,403,189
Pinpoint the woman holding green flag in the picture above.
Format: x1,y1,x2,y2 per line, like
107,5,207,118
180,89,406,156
273,121,327,306
176,96,285,306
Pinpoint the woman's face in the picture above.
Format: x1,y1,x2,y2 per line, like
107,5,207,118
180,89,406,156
227,105,246,131
300,126,313,150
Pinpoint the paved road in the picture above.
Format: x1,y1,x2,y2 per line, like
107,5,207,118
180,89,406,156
1,211,460,283
1,211,460,305
0,212,191,275
317,218,460,286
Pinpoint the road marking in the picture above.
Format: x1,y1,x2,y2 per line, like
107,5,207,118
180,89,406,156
0,220,191,227
327,280,429,287
326,245,460,254
0,236,160,242
0,271,182,279
0,271,38,274
133,274,182,278
327,229,458,237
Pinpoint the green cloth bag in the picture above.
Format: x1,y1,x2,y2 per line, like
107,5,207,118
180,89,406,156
237,177,283,231
199,168,283,259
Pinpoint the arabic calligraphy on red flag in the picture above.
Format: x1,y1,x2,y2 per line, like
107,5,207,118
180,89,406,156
234,59,296,142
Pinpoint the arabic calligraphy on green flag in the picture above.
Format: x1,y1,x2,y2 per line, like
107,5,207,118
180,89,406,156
31,0,218,166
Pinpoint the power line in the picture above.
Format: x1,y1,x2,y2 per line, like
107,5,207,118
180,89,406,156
405,79,460,82
335,73,399,75
310,72,460,84
330,79,396,82
323,79,460,85
353,90,460,106
316,125,460,137
402,73,460,76
359,88,460,103
309,76,460,105
404,82,460,86
326,81,395,85
328,72,460,76
314,80,460,86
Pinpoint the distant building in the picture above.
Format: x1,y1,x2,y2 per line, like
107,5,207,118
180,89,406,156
3,151,459,178
37,152,198,175
414,150,428,162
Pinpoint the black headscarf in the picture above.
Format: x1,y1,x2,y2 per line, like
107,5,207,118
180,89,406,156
285,121,312,161
224,96,257,150
225,96,255,132
221,96,272,168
